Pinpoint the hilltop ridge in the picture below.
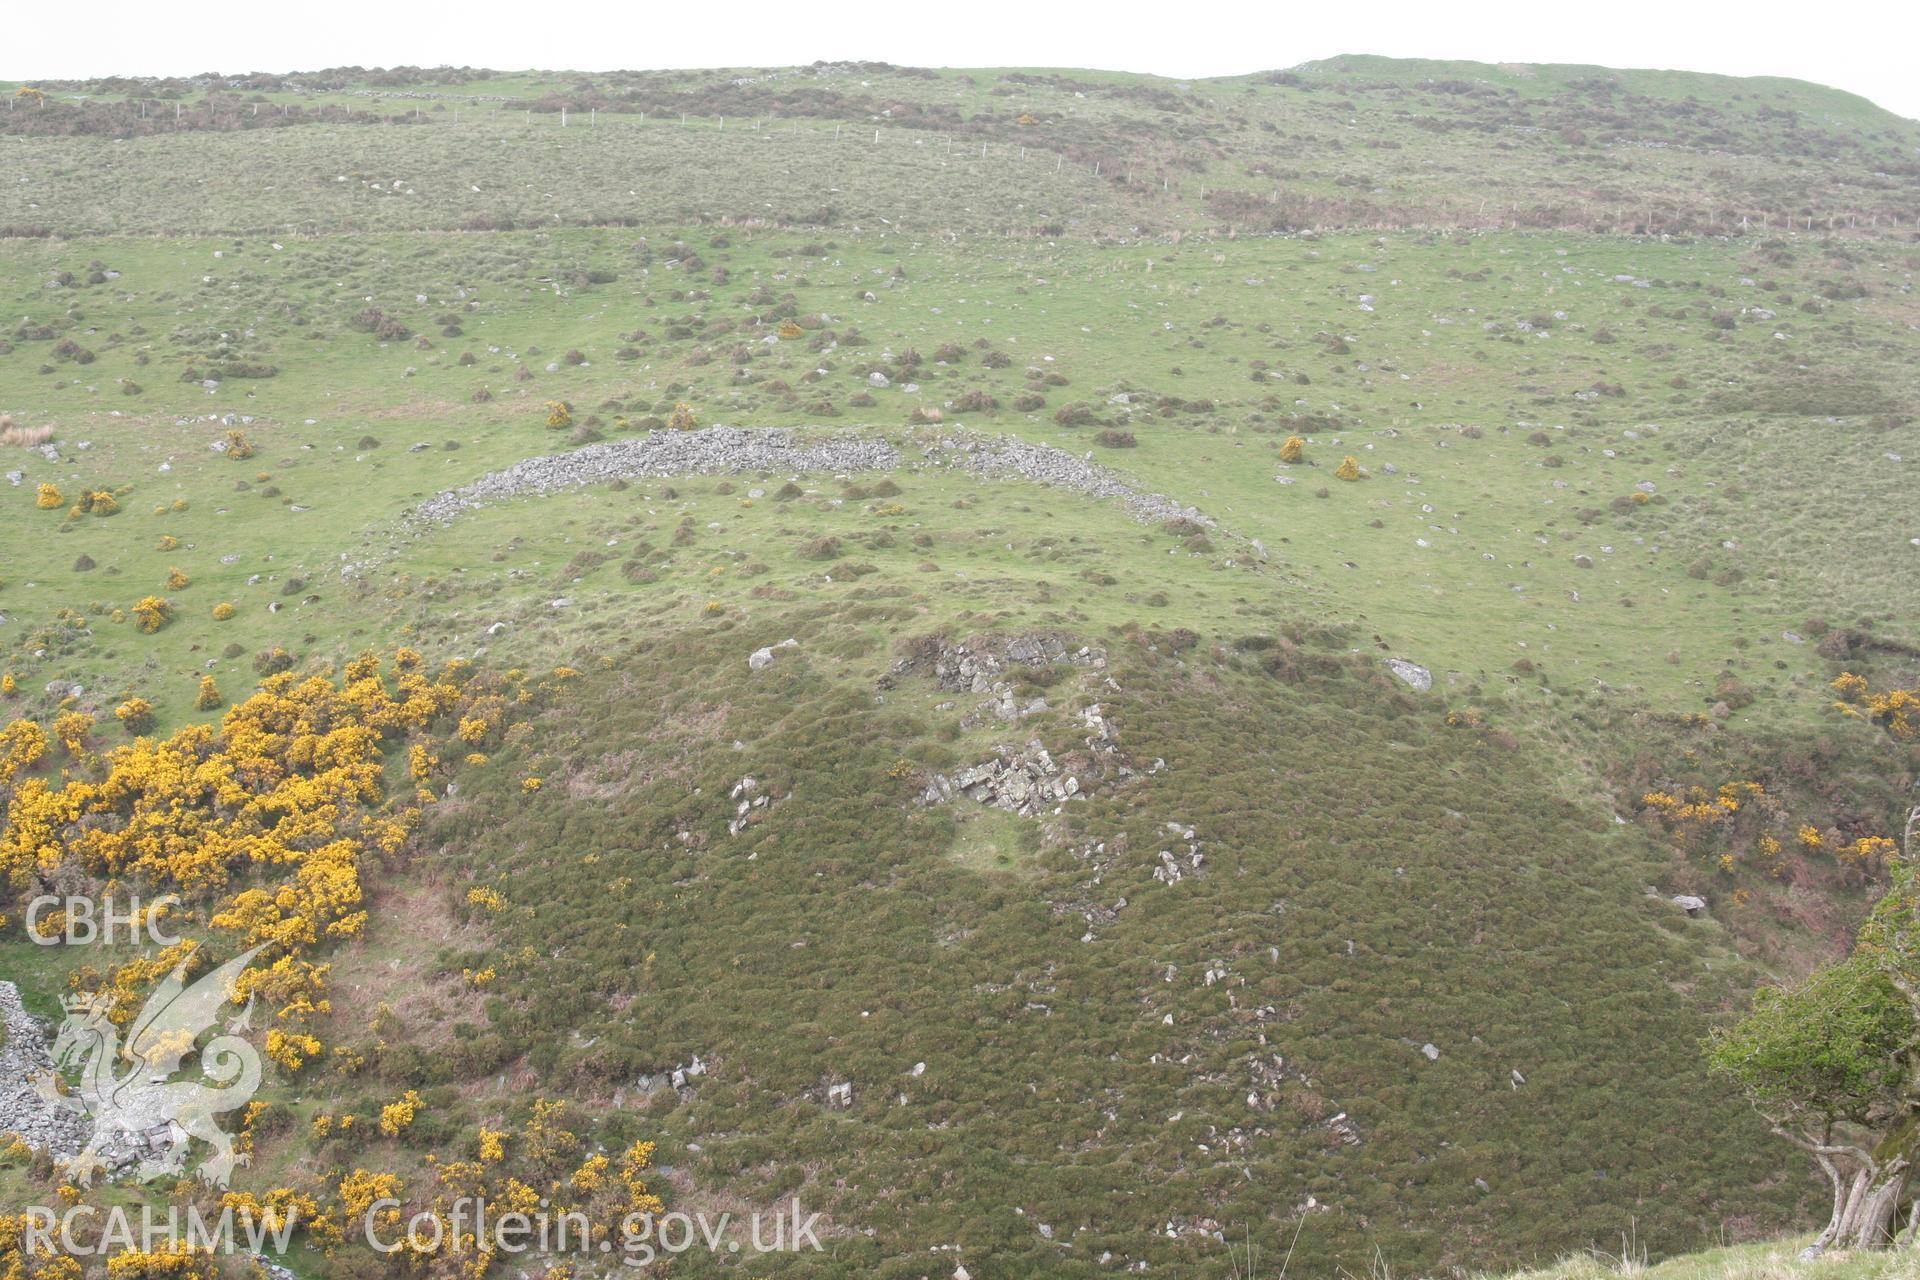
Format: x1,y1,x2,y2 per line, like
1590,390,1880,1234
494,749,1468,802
3,56,1915,238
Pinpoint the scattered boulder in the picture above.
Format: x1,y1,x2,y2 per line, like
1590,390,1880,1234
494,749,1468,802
1386,659,1432,692
727,775,778,836
748,638,799,671
637,1054,707,1095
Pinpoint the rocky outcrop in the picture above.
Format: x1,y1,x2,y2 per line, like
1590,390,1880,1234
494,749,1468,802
891,632,1104,694
921,741,1081,816
0,980,87,1157
888,633,1107,727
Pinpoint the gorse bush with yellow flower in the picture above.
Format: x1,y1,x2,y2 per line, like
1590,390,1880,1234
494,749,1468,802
379,1089,425,1137
0,655,655,1273
190,1100,667,1272
1,1217,80,1280
0,652,527,1083
1832,671,1920,741
131,595,173,634
1640,773,1903,879
363,1101,663,1271
101,1244,219,1280
113,697,155,735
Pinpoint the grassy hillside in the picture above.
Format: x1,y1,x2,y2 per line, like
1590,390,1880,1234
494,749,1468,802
0,57,1916,1280
1492,1239,1920,1280
4,57,1916,237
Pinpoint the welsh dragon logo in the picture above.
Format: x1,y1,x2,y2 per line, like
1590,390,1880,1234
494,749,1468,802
33,943,266,1187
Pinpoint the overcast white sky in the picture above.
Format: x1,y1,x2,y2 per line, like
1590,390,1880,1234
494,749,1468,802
10,0,1919,121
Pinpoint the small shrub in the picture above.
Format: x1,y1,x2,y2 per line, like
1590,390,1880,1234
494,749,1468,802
254,647,294,676
132,595,173,633
799,536,843,561
115,698,155,735
350,307,410,342
212,602,236,621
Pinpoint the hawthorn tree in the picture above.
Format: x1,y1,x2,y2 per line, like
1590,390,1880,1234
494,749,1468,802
1711,807,1920,1253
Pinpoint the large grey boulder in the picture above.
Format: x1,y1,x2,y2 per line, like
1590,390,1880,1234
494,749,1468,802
748,638,798,671
1387,659,1432,692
